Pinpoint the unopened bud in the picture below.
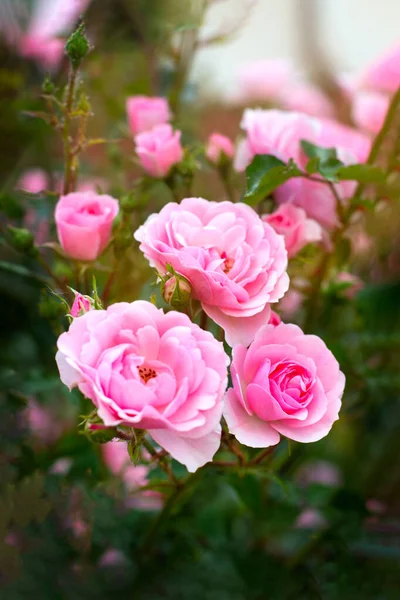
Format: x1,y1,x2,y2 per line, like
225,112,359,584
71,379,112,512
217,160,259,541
42,75,55,95
120,193,136,214
65,23,90,69
162,275,191,308
70,292,94,318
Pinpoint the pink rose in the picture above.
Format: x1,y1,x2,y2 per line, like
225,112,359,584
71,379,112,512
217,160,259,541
17,169,48,194
361,44,400,93
206,133,234,164
102,441,162,510
134,198,289,347
224,323,345,446
55,191,119,261
127,96,171,135
56,301,228,472
238,109,371,228
19,35,64,70
352,90,389,134
237,59,293,102
263,204,322,257
135,124,183,178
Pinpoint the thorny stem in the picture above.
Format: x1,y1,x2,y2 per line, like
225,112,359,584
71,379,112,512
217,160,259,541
63,66,78,194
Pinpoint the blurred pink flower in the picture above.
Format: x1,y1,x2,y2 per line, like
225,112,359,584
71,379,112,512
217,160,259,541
335,272,364,299
237,59,293,102
295,508,327,529
56,301,228,472
23,399,61,444
2,0,91,70
238,109,370,228
280,83,335,119
361,43,400,92
127,96,171,135
224,323,345,446
296,460,342,487
55,191,119,261
352,90,389,134
278,288,304,318
135,198,289,346
206,133,234,164
102,441,162,510
17,169,48,194
263,204,322,257
135,124,183,178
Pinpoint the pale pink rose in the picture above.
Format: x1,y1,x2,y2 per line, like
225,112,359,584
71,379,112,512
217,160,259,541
17,169,48,194
17,0,91,70
224,323,345,447
70,292,94,318
127,96,171,135
56,301,228,472
238,109,371,228
55,191,119,261
361,44,400,92
206,133,234,164
102,441,162,510
280,83,335,119
352,90,389,134
134,198,289,347
263,204,322,257
237,59,293,102
335,272,364,299
268,311,281,326
135,124,183,178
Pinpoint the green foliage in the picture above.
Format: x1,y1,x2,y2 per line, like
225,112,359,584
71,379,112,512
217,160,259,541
244,154,301,205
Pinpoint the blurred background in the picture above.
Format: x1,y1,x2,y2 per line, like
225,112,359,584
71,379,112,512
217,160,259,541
1,1,400,599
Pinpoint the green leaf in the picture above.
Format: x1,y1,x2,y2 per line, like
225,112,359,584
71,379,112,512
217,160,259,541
337,164,387,184
318,157,344,182
301,140,337,162
305,156,320,174
244,154,300,205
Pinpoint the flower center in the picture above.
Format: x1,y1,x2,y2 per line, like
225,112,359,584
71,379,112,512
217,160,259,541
137,366,157,383
220,252,235,274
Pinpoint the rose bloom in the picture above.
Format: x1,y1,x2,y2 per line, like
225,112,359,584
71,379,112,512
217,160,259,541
237,109,370,229
263,204,322,258
135,124,183,178
237,59,293,102
352,90,389,134
134,198,289,347
55,191,119,261
360,43,400,93
224,323,345,446
17,169,48,194
126,96,171,135
102,441,162,510
206,133,234,164
56,301,228,472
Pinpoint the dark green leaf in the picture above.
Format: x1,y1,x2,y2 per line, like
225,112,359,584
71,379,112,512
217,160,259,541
244,154,300,205
318,157,344,182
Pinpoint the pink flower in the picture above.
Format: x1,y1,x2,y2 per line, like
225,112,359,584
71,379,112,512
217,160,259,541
135,124,183,178
224,323,345,447
361,44,400,92
263,204,322,257
352,90,389,134
55,192,119,261
237,59,293,102
70,292,94,318
134,198,289,347
206,133,234,164
238,109,371,228
17,169,48,194
56,301,228,472
279,83,335,119
126,96,171,135
335,272,364,299
295,508,327,529
102,441,162,510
